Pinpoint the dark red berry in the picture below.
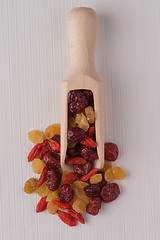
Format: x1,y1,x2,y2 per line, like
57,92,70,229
68,128,85,143
104,142,119,161
45,168,61,191
43,151,60,168
52,134,60,144
86,197,102,216
83,90,94,105
84,184,101,198
60,184,74,203
100,183,120,203
67,144,80,157
83,162,92,174
68,90,88,113
80,146,98,162
73,162,92,176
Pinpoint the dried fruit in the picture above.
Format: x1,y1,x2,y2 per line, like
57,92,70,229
43,151,60,168
45,124,60,139
48,139,60,152
28,130,45,144
37,145,50,159
73,162,92,176
68,90,88,114
37,166,48,187
80,139,90,148
84,184,101,198
57,210,76,227
90,173,102,184
83,162,92,174
36,197,47,213
68,209,85,224
32,158,45,174
104,142,119,161
85,106,95,124
37,182,50,197
73,187,90,204
87,126,95,137
24,178,38,194
73,181,89,189
47,201,58,214
86,197,102,216
60,184,74,203
68,117,78,128
66,157,87,166
100,160,112,172
28,143,41,162
83,90,94,105
75,113,90,131
72,199,86,214
100,183,120,203
80,168,98,182
67,141,77,149
80,146,98,162
67,144,80,157
68,128,85,143
104,168,114,183
46,189,59,202
45,168,62,192
64,172,81,184
112,167,126,180
53,201,72,209
61,171,71,185
52,134,60,144
83,134,97,148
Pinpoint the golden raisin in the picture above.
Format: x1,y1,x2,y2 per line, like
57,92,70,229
69,195,78,205
60,171,71,185
68,117,78,128
72,199,86,214
85,106,95,124
112,167,126,180
32,158,45,174
46,189,60,202
73,186,90,205
100,160,112,172
90,173,102,184
28,130,45,144
47,201,58,215
24,178,38,194
45,124,60,139
73,181,89,189
104,168,114,183
36,182,50,197
75,113,89,131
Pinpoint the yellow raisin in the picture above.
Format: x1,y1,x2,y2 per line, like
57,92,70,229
68,117,78,128
45,124,60,139
32,158,45,174
85,106,95,124
90,173,102,184
73,186,90,205
36,182,50,197
112,167,126,180
100,160,112,172
28,130,45,144
69,195,78,205
24,178,38,194
60,171,71,185
46,189,60,202
47,201,58,215
72,199,86,214
75,113,89,131
73,181,89,189
104,168,114,183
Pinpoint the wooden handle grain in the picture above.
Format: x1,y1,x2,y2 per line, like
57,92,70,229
67,7,98,78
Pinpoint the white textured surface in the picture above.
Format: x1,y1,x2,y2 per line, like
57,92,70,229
0,0,160,239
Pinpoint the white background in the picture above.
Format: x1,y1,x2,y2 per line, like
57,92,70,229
0,0,160,239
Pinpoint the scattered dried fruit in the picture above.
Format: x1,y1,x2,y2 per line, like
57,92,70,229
45,168,62,192
68,90,88,114
83,134,97,148
100,183,120,203
52,134,60,144
59,184,74,203
36,182,50,197
73,187,90,205
36,197,47,213
68,128,85,143
75,113,90,131
46,189,60,202
85,106,95,124
43,151,60,168
84,184,101,198
100,160,112,172
28,130,45,144
64,172,81,184
53,200,72,209
45,124,60,139
37,145,50,159
80,168,98,182
73,181,89,189
67,144,80,157
86,126,95,137
28,143,41,162
24,178,37,194
90,173,102,184
80,146,98,162
32,158,45,174
47,201,58,214
37,166,48,187
48,139,60,152
86,197,102,216
104,142,119,161
104,168,114,183
57,210,76,227
68,209,85,224
112,167,126,180
66,157,87,166
72,199,86,214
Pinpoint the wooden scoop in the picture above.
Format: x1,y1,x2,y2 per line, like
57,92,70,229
60,7,104,171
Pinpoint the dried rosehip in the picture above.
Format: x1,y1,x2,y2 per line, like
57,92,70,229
86,197,102,216
68,90,88,113
66,156,87,166
60,184,74,203
43,151,60,168
68,209,85,224
100,183,120,203
104,142,119,161
80,146,98,162
45,168,62,192
68,128,85,143
36,197,47,213
57,210,76,227
67,144,80,157
84,184,101,198
52,134,60,144
63,172,81,184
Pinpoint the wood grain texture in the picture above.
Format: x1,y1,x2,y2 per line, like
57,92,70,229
0,0,160,239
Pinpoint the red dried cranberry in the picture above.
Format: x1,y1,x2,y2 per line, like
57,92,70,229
83,162,92,174
60,184,74,203
45,168,62,191
43,151,60,168
104,142,119,161
100,183,120,203
68,90,88,113
52,134,60,144
86,197,102,216
83,90,94,105
84,184,101,198
80,146,98,162
73,162,92,176
68,128,85,143
67,144,80,157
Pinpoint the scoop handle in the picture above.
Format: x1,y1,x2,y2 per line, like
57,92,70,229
67,7,98,78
